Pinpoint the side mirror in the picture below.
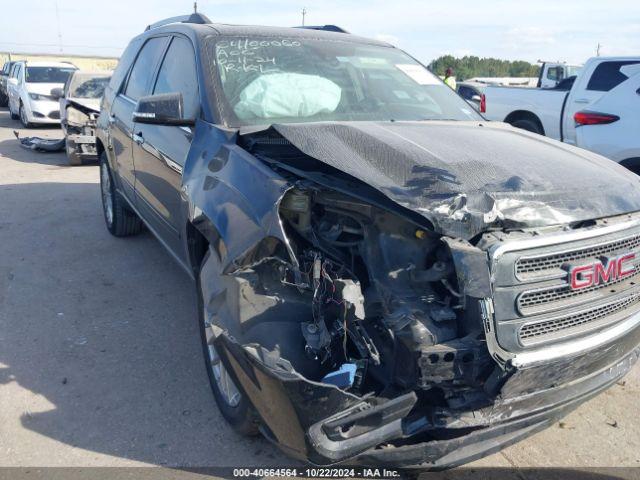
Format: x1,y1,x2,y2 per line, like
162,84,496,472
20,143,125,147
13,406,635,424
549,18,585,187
471,94,482,103
50,87,64,100
132,92,195,126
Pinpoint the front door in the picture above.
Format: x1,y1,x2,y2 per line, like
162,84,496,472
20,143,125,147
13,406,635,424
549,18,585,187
132,36,200,262
110,36,169,200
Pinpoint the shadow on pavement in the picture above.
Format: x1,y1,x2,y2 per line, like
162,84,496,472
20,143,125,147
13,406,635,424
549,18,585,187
0,181,288,468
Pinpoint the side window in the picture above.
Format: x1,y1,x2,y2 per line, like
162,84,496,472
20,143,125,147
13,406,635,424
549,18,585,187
108,39,142,94
587,61,640,92
153,37,200,119
124,37,167,101
546,66,561,81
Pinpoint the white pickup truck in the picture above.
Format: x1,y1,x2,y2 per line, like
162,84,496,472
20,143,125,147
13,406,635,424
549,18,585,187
482,56,640,166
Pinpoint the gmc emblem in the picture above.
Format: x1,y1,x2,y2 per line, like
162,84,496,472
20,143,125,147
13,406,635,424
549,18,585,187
568,253,636,290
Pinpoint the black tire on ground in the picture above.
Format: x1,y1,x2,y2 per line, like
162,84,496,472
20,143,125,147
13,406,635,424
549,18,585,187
66,139,82,166
511,118,543,135
197,251,260,436
10,103,18,120
99,152,144,237
19,103,32,128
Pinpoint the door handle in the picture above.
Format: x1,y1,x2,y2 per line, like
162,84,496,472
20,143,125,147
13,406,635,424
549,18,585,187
574,98,589,104
132,132,144,145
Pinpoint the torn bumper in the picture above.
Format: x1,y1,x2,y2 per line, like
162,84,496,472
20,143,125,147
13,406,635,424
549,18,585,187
66,123,98,158
216,319,640,469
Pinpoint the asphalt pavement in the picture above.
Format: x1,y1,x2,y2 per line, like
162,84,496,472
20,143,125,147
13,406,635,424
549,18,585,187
0,107,638,475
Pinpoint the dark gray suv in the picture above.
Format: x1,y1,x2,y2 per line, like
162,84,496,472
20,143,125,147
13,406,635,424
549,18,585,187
97,13,640,469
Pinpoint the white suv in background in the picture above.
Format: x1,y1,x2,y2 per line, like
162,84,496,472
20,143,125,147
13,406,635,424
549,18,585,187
574,64,640,172
7,61,77,127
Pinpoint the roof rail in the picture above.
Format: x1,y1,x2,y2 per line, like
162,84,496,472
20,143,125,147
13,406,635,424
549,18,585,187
295,25,349,33
145,13,211,31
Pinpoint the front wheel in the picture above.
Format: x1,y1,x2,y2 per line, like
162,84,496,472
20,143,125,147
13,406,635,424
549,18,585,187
19,104,32,128
9,101,18,120
99,152,144,237
197,251,260,436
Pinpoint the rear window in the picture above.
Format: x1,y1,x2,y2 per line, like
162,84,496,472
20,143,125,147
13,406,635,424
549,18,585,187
26,67,76,84
587,61,640,92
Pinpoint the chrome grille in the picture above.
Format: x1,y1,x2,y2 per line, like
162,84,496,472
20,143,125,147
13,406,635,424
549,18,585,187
490,216,640,352
518,266,640,315
519,293,640,345
516,232,640,280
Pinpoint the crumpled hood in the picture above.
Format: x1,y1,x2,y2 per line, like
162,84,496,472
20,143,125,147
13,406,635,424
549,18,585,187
67,97,101,113
266,121,640,239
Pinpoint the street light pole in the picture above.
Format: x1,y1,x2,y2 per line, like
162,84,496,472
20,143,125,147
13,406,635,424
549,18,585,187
302,7,307,26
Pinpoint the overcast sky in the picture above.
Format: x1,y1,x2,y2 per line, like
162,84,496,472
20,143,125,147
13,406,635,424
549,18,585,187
2,0,639,65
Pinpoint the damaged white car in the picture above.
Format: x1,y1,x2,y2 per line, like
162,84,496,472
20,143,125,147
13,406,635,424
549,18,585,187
53,70,111,165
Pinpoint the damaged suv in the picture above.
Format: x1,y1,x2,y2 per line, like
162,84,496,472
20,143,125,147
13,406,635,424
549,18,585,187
97,14,640,469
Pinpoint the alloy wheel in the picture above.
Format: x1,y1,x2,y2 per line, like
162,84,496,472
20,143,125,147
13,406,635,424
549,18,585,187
204,323,241,407
100,162,114,227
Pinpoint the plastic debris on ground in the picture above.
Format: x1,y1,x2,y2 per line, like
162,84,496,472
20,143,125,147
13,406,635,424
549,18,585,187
14,131,65,152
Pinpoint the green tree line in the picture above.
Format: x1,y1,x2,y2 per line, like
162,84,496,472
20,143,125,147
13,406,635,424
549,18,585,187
429,55,540,80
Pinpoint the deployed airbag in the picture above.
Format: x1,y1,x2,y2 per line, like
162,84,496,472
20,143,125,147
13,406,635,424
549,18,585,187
234,73,341,120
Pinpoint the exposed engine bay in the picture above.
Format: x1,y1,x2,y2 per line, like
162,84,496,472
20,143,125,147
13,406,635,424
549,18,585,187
276,186,495,403
183,119,640,467
63,101,100,159
204,129,501,416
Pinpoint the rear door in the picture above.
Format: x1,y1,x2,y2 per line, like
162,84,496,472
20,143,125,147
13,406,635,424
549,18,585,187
563,60,640,145
132,35,200,262
109,36,169,200
7,63,22,113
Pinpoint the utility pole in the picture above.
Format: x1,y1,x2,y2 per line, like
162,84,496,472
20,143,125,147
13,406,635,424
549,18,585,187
301,7,307,26
54,0,63,53
596,43,602,56
194,1,198,13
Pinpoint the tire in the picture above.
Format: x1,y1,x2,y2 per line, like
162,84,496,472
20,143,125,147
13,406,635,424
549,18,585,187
10,102,18,120
99,152,144,237
511,118,543,135
19,103,32,128
66,139,82,166
197,251,260,436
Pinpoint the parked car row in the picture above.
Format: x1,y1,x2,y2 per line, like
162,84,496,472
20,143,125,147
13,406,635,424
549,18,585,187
481,56,640,172
0,59,111,165
90,13,640,470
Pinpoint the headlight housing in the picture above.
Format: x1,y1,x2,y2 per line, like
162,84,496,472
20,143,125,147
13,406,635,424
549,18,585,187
66,106,89,125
